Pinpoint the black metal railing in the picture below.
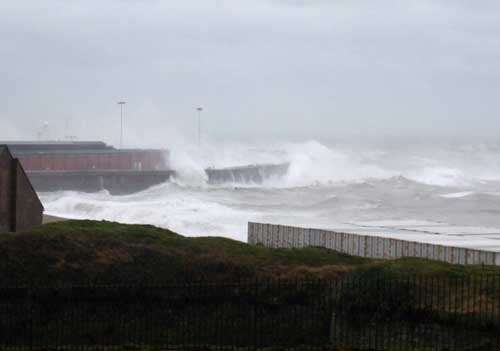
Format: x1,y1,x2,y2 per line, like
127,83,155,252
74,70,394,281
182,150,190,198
0,275,498,350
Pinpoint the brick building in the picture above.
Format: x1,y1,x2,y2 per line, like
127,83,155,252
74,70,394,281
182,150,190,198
0,146,43,232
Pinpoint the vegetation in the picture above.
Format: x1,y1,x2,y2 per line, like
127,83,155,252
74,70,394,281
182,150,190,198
0,220,498,285
0,220,498,349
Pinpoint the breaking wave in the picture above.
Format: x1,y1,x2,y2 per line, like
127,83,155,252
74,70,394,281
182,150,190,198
40,139,500,240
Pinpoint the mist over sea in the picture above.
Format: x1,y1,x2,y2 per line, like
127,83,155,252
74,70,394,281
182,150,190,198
39,138,500,242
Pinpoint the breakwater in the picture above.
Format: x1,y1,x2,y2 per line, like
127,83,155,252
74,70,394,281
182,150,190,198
28,170,174,195
205,163,289,185
248,222,500,266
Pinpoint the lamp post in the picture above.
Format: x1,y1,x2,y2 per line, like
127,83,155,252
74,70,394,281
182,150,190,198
117,101,126,148
197,107,203,147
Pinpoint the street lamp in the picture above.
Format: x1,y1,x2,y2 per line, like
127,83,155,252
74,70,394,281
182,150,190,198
197,107,203,147
117,101,126,148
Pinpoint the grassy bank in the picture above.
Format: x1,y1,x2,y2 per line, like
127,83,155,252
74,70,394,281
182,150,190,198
0,220,498,350
0,220,498,285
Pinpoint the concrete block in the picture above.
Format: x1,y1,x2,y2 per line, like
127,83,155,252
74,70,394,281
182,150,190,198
402,241,409,257
261,223,267,245
458,248,466,265
272,224,279,248
414,242,421,258
268,224,273,247
395,240,402,258
352,234,359,255
485,252,495,266
347,234,353,255
262,223,268,246
315,229,321,246
450,247,458,264
408,242,415,258
313,229,318,246
359,236,366,257
478,251,489,265
319,230,326,247
377,237,383,257
255,223,261,244
437,245,446,262
247,222,254,244
285,226,291,247
370,236,377,258
471,250,479,265
368,236,376,258
302,228,308,247
333,232,341,251
340,233,347,254
388,239,396,258
293,227,300,247
445,246,453,263
296,227,301,247
293,226,299,248
432,244,439,260
423,243,431,260
328,231,334,250
275,225,282,247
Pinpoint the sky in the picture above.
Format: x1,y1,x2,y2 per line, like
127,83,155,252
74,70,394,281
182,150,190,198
1,0,500,147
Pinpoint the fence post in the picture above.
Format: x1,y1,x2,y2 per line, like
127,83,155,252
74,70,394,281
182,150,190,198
253,280,258,351
29,289,34,351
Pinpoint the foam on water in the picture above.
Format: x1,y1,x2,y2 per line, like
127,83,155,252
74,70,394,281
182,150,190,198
40,139,500,241
440,191,476,199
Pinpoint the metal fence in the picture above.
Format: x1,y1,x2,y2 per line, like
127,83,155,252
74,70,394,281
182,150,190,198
0,275,498,350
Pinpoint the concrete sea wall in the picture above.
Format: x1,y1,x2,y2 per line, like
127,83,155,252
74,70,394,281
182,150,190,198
205,163,289,185
248,222,500,266
0,146,43,232
27,170,174,195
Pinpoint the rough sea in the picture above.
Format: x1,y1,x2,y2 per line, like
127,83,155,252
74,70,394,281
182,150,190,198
39,139,500,246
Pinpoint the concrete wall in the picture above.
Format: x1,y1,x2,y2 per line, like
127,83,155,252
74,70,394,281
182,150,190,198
14,161,44,231
27,170,173,195
0,148,13,232
248,222,500,266
205,163,289,185
0,147,43,232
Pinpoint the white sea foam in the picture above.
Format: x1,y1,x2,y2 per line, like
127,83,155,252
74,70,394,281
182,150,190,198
40,139,500,241
279,141,393,187
440,191,475,199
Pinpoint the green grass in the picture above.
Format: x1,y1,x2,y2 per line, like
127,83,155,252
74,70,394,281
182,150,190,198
0,220,498,285
0,220,498,349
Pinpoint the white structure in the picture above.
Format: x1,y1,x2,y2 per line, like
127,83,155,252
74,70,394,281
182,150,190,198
248,222,500,266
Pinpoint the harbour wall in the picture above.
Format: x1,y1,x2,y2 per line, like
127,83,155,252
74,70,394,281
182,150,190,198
28,170,173,195
25,163,287,195
248,222,500,266
206,163,289,185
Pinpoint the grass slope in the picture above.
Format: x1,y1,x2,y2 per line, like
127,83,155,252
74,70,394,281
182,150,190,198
0,220,498,285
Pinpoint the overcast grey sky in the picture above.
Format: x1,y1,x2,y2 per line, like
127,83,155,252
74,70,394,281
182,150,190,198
1,0,499,146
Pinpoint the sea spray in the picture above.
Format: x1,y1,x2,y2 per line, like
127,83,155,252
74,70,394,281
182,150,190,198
40,139,500,241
